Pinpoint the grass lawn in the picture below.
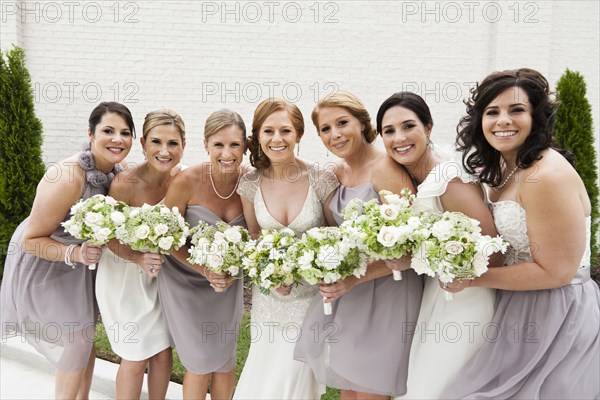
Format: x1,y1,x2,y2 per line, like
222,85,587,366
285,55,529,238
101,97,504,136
95,312,340,399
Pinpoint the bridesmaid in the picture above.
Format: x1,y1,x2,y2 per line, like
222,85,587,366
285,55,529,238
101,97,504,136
376,92,503,399
444,68,600,399
294,91,422,398
159,109,247,399
0,102,134,399
96,109,186,399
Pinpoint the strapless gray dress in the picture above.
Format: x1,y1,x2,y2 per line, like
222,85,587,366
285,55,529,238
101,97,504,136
444,201,599,399
0,148,120,371
158,205,245,374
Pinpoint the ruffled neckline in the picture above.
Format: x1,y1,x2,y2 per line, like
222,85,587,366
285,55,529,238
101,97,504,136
79,141,123,188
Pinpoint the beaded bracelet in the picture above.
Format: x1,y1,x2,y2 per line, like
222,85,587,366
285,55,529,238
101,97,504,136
64,244,78,269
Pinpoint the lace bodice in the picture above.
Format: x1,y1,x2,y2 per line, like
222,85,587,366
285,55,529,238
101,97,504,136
237,162,339,325
490,200,591,270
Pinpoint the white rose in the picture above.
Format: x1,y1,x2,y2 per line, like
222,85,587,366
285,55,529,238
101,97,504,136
135,224,151,240
84,212,103,226
158,236,175,250
377,226,401,247
248,267,258,278
445,240,464,255
110,211,126,225
298,251,314,270
128,208,140,217
224,228,242,243
92,203,104,211
141,203,153,211
317,245,341,270
71,201,84,214
261,263,275,279
395,225,415,244
104,196,118,206
214,231,225,241
380,204,400,220
257,235,274,251
308,228,324,241
154,223,169,235
260,280,272,289
160,206,171,215
228,266,240,276
411,243,435,276
383,193,401,205
207,253,223,268
432,220,454,241
94,227,111,243
68,223,82,236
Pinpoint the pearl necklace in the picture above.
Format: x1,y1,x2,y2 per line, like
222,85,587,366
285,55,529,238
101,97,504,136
209,170,241,200
496,165,519,189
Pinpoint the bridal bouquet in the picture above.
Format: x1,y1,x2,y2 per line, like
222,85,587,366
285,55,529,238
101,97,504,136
341,188,420,280
242,228,299,295
62,194,129,269
188,221,250,288
289,226,368,315
115,203,189,255
410,211,508,300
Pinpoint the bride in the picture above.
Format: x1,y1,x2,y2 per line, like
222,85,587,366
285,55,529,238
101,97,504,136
233,98,338,399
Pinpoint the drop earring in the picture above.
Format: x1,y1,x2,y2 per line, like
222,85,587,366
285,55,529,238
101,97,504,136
296,142,300,156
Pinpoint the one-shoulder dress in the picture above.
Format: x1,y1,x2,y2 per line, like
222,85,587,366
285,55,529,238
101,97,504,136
295,183,424,396
0,146,120,371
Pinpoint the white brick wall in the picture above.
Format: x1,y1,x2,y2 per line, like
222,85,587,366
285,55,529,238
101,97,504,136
1,0,598,177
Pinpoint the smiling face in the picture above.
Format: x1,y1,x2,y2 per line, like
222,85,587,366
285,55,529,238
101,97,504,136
88,112,133,170
258,110,299,164
482,86,533,162
316,106,365,158
141,124,185,172
380,106,431,168
205,124,245,174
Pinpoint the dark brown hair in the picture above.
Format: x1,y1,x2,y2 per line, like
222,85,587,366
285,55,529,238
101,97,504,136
456,68,559,186
88,102,136,138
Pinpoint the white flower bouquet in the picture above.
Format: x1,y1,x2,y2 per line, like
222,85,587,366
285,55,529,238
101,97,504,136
187,221,250,290
242,228,299,295
341,188,419,280
62,194,129,270
410,211,508,300
115,203,190,255
289,226,368,315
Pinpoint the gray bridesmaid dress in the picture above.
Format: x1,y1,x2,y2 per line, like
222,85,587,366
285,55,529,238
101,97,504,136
158,205,245,374
444,201,600,399
0,145,120,371
294,183,424,396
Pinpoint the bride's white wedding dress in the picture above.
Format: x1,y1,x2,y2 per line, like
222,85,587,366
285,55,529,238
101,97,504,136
233,162,338,400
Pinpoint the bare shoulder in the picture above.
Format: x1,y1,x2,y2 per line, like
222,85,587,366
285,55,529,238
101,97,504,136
520,149,581,196
172,163,206,189
519,149,588,214
37,154,85,197
372,155,415,193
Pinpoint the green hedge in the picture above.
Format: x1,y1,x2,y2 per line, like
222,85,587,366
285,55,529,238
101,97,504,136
0,47,45,277
554,69,599,261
